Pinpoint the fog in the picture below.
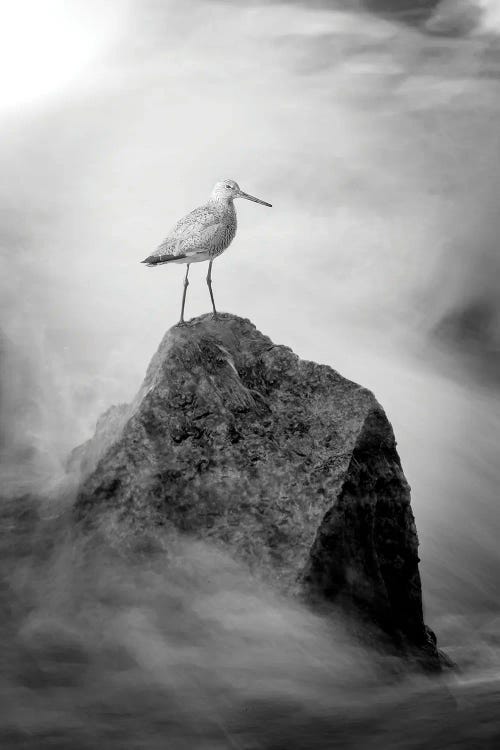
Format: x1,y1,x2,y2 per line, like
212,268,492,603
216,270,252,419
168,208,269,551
1,0,500,745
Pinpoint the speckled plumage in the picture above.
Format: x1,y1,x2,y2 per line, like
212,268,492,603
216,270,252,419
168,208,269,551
140,179,271,323
142,200,237,266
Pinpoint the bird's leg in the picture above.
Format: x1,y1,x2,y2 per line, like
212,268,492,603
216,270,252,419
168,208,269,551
206,259,217,318
179,263,190,324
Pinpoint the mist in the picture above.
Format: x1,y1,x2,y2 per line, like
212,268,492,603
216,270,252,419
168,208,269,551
2,497,468,749
1,0,500,745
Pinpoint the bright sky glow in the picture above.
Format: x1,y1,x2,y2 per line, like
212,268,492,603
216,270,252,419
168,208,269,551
479,0,500,32
0,0,121,110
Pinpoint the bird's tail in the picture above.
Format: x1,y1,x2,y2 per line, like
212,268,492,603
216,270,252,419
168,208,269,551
140,254,182,267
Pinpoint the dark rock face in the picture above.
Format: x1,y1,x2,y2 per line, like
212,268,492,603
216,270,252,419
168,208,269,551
74,314,438,666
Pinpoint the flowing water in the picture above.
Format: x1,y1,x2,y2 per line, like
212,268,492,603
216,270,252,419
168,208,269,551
1,1,499,746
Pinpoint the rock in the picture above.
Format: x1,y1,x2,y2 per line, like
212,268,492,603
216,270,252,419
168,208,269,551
67,403,131,479
74,313,439,668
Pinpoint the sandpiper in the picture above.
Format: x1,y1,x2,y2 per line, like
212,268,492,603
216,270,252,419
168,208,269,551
141,180,272,323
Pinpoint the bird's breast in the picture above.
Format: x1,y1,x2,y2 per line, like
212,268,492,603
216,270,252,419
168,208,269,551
211,212,237,258
223,215,237,246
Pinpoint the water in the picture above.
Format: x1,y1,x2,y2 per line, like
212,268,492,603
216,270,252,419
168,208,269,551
1,1,499,746
0,492,499,749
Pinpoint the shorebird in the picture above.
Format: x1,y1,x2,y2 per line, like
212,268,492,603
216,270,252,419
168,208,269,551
141,179,272,323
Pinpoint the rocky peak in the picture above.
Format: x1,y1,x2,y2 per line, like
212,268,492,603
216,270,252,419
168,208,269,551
73,313,439,668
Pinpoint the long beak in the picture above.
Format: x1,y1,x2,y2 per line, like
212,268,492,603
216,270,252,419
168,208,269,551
237,190,272,207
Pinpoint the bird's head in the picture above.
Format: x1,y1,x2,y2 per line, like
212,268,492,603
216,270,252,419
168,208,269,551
211,179,272,207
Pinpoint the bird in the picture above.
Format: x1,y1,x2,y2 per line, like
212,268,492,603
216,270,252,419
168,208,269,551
141,179,272,324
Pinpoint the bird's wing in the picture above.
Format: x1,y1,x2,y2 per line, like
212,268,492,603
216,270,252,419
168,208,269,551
141,205,223,265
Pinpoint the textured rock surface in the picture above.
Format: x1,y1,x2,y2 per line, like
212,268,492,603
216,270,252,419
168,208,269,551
74,313,438,665
67,403,131,479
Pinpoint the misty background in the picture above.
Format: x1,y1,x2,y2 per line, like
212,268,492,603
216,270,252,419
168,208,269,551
1,0,499,664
